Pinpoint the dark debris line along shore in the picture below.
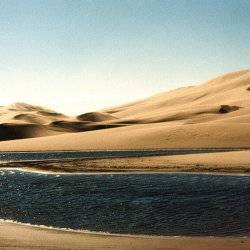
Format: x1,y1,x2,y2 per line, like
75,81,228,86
0,148,247,162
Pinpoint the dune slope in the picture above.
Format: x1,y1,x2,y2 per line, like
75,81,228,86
0,103,122,140
0,69,250,150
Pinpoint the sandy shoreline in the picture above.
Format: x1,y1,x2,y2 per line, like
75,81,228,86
0,220,249,250
1,149,250,249
1,150,250,173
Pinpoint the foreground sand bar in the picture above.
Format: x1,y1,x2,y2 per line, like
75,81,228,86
0,221,249,250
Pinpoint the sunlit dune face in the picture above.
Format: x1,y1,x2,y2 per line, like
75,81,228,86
0,70,250,151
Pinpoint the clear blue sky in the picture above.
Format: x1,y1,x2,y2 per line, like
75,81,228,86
0,0,249,114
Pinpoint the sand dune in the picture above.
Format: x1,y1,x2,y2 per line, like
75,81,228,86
0,69,250,150
0,103,122,141
0,103,66,141
0,103,65,125
0,123,61,141
77,111,117,122
104,70,250,122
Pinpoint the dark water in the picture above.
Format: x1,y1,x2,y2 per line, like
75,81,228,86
0,171,250,236
0,149,239,162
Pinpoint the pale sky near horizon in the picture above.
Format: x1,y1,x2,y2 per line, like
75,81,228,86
0,0,249,115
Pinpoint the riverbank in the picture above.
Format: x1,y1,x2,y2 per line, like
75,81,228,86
0,220,249,250
1,150,250,173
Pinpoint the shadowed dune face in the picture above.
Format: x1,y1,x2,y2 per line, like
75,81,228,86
218,105,240,114
49,120,123,132
0,104,68,140
0,69,250,149
0,123,60,141
0,104,122,140
36,110,65,117
77,112,117,122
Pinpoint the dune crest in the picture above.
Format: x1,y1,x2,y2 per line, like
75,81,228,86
0,69,250,149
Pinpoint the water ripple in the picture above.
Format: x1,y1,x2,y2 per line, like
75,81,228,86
0,170,250,236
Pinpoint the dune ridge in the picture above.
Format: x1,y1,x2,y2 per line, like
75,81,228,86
0,103,121,141
0,69,250,150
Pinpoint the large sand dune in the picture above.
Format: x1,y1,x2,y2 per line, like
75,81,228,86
0,69,250,151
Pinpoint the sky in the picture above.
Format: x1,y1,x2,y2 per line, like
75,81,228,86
0,0,249,115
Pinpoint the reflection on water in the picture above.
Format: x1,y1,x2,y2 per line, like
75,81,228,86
0,170,250,236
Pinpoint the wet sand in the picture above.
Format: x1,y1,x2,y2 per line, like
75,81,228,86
1,150,250,249
1,150,250,173
0,221,249,250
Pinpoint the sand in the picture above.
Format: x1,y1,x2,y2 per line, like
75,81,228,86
1,70,250,249
0,69,250,150
0,221,249,250
1,150,250,173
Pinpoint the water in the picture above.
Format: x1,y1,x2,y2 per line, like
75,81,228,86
0,170,250,236
0,148,241,162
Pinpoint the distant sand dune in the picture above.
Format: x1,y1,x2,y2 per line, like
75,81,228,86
0,123,61,141
49,120,123,132
77,111,117,122
0,69,250,150
13,113,53,125
0,103,68,140
0,103,121,140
